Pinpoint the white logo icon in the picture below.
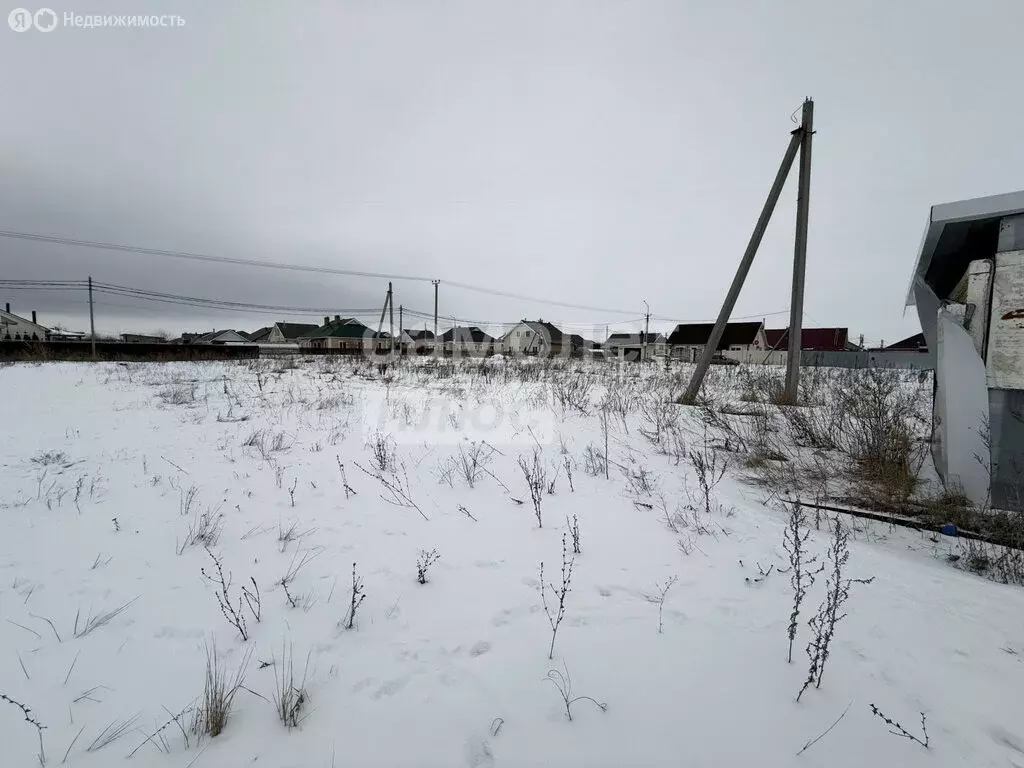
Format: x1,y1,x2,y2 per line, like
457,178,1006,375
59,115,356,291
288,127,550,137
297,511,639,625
34,8,57,31
8,8,33,31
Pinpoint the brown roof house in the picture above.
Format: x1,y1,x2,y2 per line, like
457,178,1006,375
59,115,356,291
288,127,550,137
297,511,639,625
500,320,569,357
667,321,766,363
299,316,386,353
439,326,497,357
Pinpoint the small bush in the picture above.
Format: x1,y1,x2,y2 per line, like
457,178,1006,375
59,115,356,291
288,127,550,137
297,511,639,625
416,549,440,584
273,643,310,729
192,643,250,739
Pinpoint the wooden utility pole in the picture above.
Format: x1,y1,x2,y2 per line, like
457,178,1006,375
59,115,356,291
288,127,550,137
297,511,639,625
432,280,439,352
388,282,394,355
376,282,391,357
88,275,96,359
642,301,650,363
681,99,813,404
398,304,403,356
783,98,814,403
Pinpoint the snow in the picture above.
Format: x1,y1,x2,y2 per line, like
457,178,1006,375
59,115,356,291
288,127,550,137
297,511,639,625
1,358,1023,768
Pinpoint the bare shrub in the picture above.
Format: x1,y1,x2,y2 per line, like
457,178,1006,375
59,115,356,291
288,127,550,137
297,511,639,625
367,431,397,473
540,534,575,659
782,403,843,451
200,548,250,641
518,448,548,527
797,519,874,701
551,372,594,416
566,514,581,554
192,642,250,738
31,450,69,467
622,461,658,497
546,459,562,495
647,575,678,634
273,643,310,729
178,506,225,554
638,396,679,452
455,442,494,488
354,460,427,520
434,457,457,487
783,500,822,663
335,456,356,498
600,380,637,430
158,383,197,405
342,562,366,630
833,368,929,505
869,704,929,749
583,444,608,478
955,537,1024,585
416,549,440,584
1,692,45,765
545,662,607,721
689,426,727,516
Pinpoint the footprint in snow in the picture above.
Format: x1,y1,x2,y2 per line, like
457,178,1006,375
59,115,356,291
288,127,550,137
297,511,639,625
464,737,494,768
372,674,411,699
469,641,491,657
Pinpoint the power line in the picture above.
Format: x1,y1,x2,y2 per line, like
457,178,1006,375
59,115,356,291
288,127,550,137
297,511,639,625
2,276,812,332
0,230,436,283
0,228,651,315
92,281,379,315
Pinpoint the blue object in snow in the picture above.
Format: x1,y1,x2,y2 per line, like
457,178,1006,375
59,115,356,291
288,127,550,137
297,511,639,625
940,523,958,537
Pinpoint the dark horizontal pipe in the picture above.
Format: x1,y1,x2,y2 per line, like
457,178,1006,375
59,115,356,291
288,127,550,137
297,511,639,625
797,499,1019,552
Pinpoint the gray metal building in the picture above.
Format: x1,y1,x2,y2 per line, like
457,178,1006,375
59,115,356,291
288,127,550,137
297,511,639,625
908,190,1024,511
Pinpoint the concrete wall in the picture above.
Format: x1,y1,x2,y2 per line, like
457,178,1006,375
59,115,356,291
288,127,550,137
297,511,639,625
987,249,1024,390
0,341,259,361
748,349,935,370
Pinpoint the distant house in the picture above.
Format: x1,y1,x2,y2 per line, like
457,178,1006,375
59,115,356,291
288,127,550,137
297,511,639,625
256,322,319,345
120,333,167,344
0,305,50,341
439,327,497,357
603,332,668,361
399,329,435,354
878,333,928,352
763,327,849,353
190,330,251,345
244,327,273,343
501,319,568,357
667,321,766,363
299,316,381,352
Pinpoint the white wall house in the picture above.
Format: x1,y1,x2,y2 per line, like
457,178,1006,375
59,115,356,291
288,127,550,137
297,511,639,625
501,320,567,357
667,321,766,363
192,330,251,345
604,332,667,361
0,306,50,341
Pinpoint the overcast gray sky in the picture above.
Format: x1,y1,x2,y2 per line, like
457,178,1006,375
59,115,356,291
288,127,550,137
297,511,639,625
2,0,1023,342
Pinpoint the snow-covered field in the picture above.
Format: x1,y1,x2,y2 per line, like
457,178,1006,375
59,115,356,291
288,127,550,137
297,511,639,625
2,358,1023,768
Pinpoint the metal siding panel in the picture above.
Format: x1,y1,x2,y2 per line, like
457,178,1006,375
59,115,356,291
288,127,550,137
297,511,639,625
989,388,1024,512
935,309,991,505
